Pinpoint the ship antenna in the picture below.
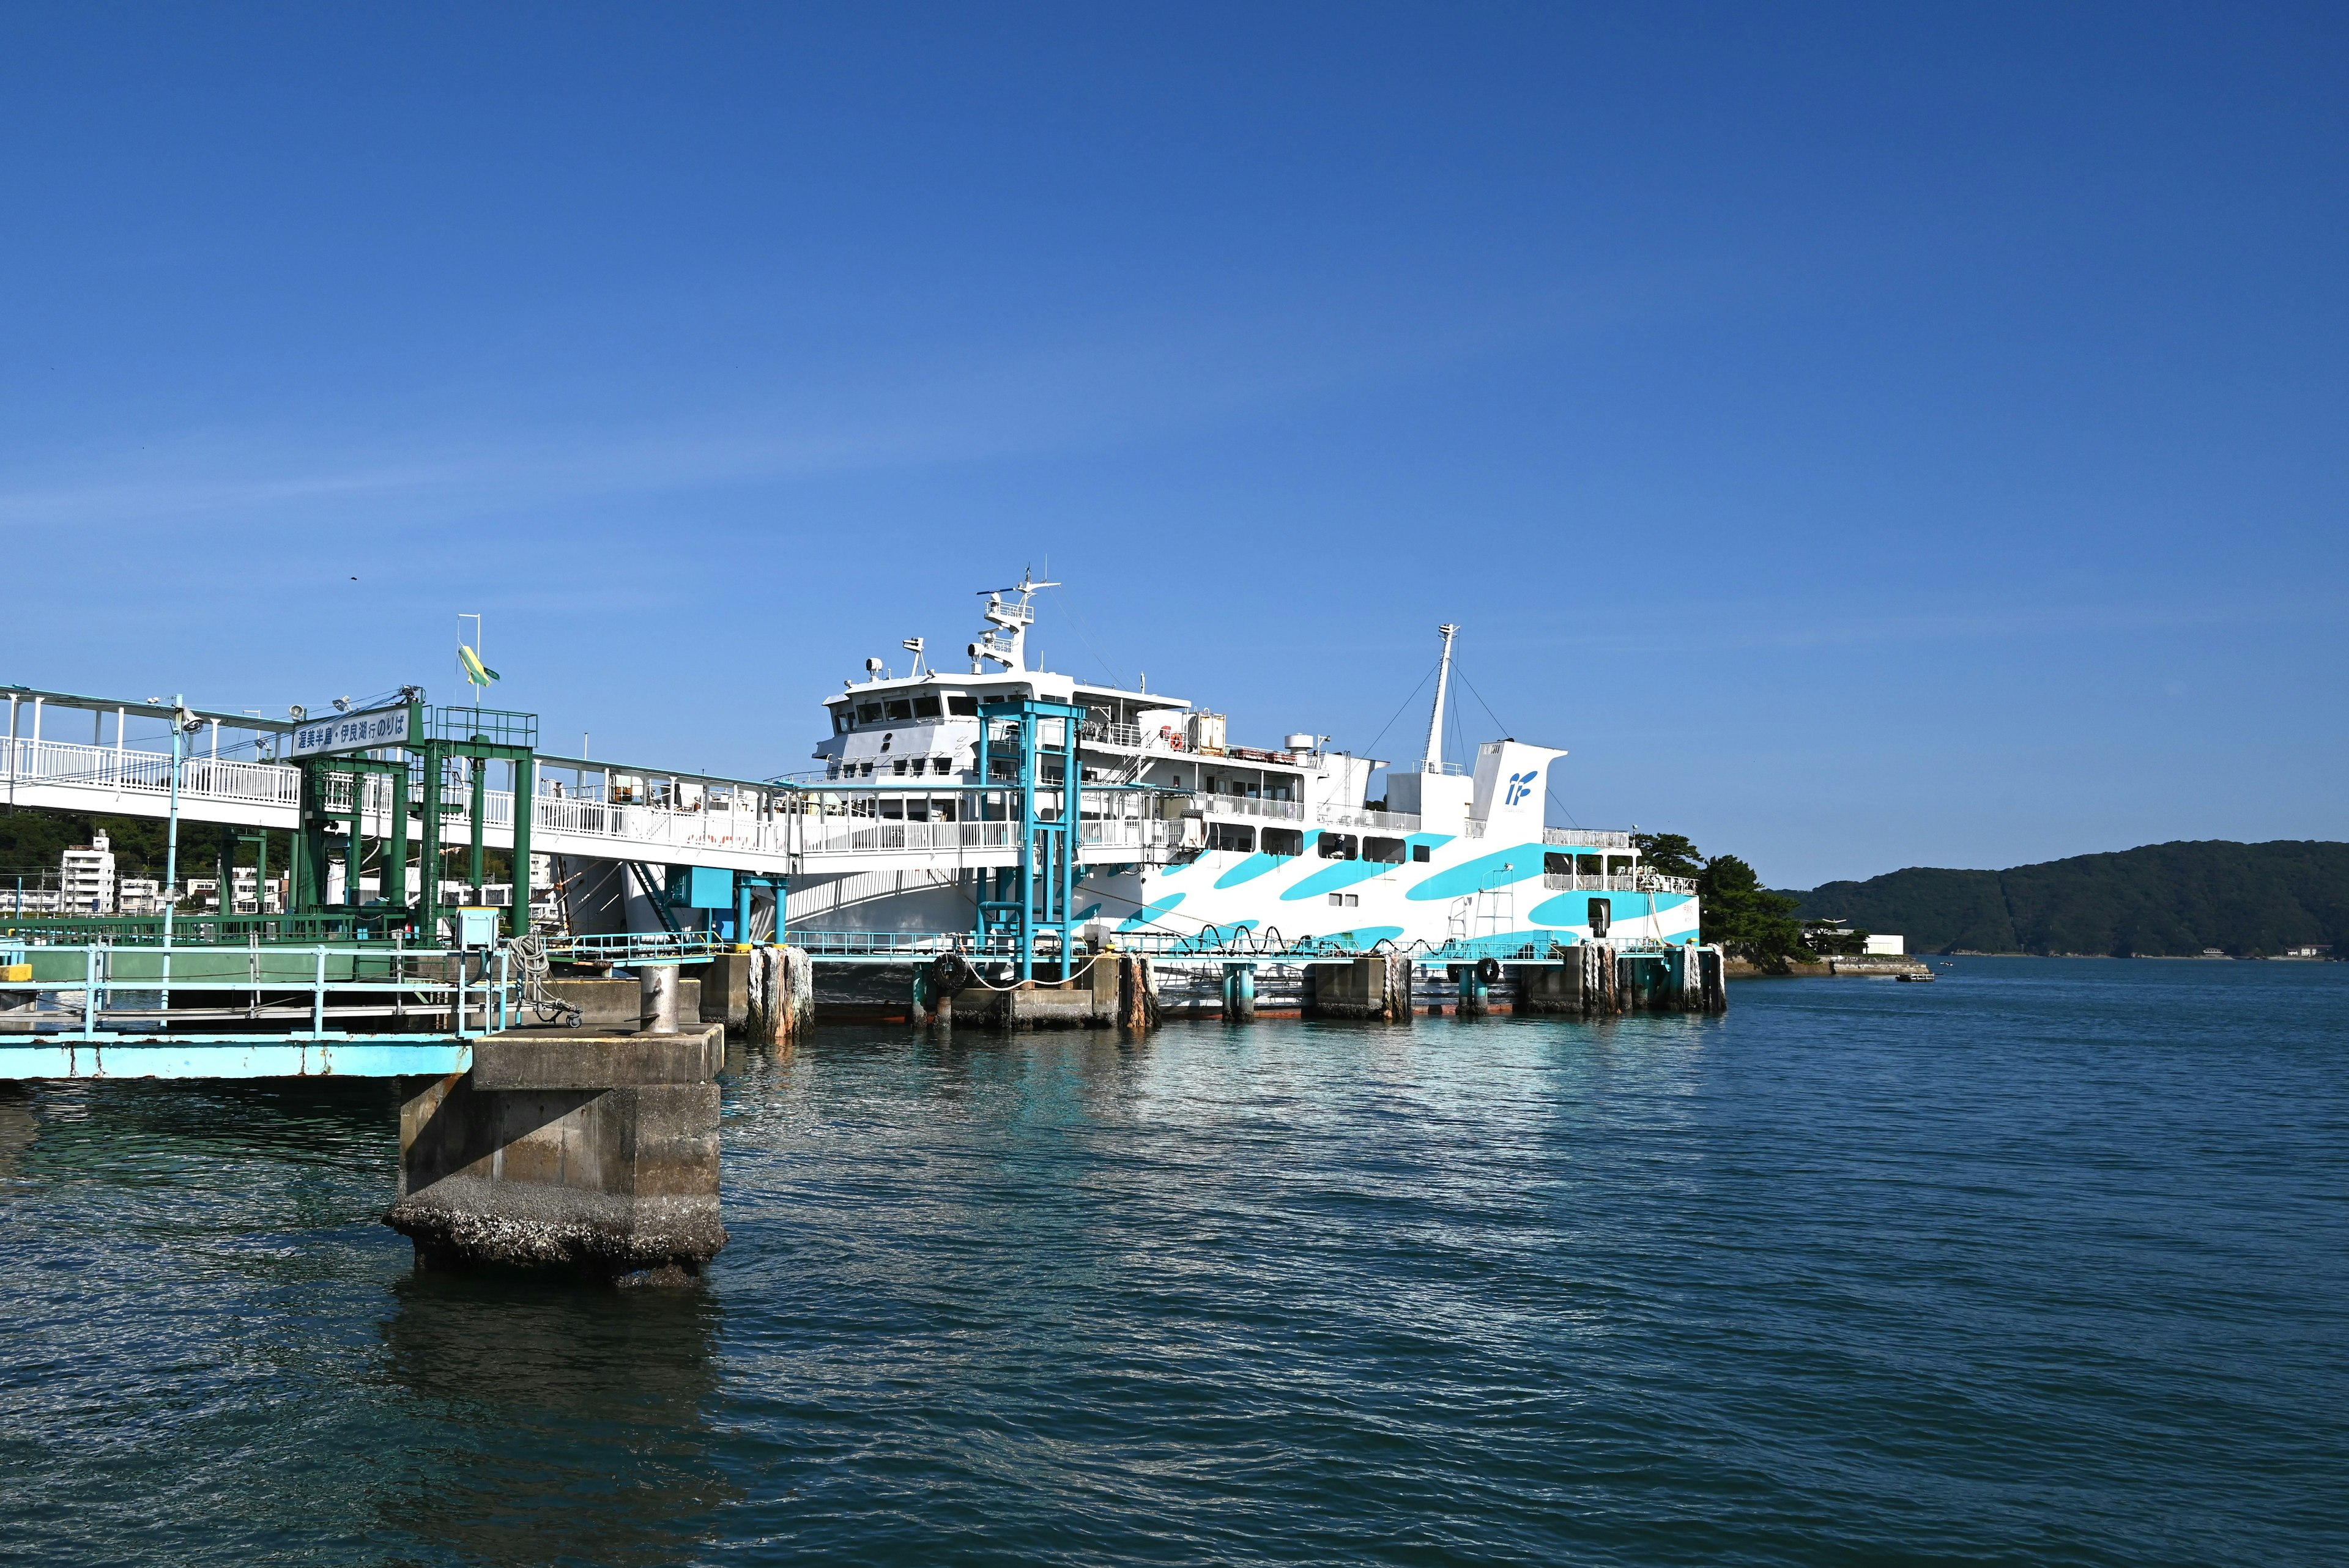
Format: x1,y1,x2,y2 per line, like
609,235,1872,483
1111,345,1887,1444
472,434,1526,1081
972,572,1061,674
1422,624,1458,773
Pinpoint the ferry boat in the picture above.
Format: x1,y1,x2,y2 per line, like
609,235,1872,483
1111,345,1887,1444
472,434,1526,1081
785,576,1701,956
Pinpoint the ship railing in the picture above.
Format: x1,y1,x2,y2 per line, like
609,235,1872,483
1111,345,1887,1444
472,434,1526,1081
1540,872,1696,895
1197,795,1305,823
1316,804,1420,832
1078,819,1186,851
1543,827,1635,850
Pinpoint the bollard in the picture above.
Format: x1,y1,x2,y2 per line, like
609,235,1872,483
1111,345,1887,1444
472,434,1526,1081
639,965,680,1034
1222,962,1255,1023
1454,960,1493,1018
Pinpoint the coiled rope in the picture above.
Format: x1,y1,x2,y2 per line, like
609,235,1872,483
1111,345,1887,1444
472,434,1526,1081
506,933,584,1027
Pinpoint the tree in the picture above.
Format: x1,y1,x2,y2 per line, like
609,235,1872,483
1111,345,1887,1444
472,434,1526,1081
1696,853,1815,971
1627,830,1815,969
1630,831,1702,879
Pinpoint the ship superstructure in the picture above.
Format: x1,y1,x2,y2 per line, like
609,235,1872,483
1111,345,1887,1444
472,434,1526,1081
786,575,1700,956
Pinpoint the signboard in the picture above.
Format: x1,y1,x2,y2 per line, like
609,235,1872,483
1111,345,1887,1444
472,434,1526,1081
290,704,413,758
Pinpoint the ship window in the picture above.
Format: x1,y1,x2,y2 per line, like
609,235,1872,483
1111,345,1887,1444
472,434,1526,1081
891,758,908,775
935,798,957,822
1412,844,1431,863
1318,834,1358,860
1210,823,1255,852
885,699,913,722
932,757,952,775
833,710,851,734
948,694,977,716
880,799,902,819
1326,892,1360,908
913,696,941,719
856,704,883,725
1364,837,1405,864
1261,828,1303,857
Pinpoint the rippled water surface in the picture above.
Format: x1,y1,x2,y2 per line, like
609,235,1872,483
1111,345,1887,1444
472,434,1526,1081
5,958,2346,1565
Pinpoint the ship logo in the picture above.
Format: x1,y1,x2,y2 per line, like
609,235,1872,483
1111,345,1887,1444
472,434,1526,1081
1504,769,1538,807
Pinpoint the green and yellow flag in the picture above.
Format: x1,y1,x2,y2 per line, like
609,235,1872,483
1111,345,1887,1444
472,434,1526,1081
458,645,501,687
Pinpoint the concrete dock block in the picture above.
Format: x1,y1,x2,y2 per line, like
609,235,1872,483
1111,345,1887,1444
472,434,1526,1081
385,1023,727,1281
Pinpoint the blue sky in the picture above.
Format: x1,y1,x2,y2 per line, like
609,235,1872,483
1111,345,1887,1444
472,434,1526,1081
2,4,2342,887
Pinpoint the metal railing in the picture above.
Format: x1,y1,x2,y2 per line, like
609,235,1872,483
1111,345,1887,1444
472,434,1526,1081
1316,804,1421,832
4,738,1195,870
1198,795,1305,823
536,930,735,966
1080,720,1151,749
1543,827,1635,850
6,941,514,1041
3,738,300,811
1540,872,1696,895
789,929,974,957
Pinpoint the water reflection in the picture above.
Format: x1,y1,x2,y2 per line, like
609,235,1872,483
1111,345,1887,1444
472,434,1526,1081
0,1084,34,1181
373,1271,734,1567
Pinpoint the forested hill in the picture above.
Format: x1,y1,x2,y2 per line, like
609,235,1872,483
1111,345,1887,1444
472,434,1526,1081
1781,840,2349,957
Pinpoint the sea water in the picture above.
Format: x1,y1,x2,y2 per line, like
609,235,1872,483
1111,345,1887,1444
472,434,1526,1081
4,957,2344,1565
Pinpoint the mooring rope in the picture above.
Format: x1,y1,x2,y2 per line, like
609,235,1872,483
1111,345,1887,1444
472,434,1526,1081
505,933,583,1027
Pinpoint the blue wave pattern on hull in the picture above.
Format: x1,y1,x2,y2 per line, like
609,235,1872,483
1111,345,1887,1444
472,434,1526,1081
1214,851,1296,890
1404,844,1551,901
1527,891,1691,926
1279,860,1395,901
1118,893,1187,932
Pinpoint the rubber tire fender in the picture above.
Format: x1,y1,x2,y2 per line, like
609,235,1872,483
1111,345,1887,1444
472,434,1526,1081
1475,956,1502,985
931,953,970,994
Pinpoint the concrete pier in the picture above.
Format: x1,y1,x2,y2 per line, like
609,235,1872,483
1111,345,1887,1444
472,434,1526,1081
1312,956,1413,1020
385,1023,727,1282
941,950,1158,1029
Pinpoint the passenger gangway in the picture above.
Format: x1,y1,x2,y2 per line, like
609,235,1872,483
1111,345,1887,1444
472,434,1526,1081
1,719,1186,878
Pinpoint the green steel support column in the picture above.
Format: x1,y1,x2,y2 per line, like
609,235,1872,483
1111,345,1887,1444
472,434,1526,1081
508,752,534,938
420,745,444,938
244,832,269,930
214,824,232,923
343,766,362,908
385,758,409,916
468,757,486,905
294,763,327,912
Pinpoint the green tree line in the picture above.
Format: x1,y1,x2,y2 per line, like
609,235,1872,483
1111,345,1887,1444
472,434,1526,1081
1779,840,2349,957
1631,832,1814,971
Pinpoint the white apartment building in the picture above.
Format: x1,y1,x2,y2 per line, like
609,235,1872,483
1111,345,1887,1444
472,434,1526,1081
59,834,116,915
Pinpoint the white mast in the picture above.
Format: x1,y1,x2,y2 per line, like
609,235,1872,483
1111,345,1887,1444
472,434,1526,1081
968,570,1058,674
1422,623,1458,773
